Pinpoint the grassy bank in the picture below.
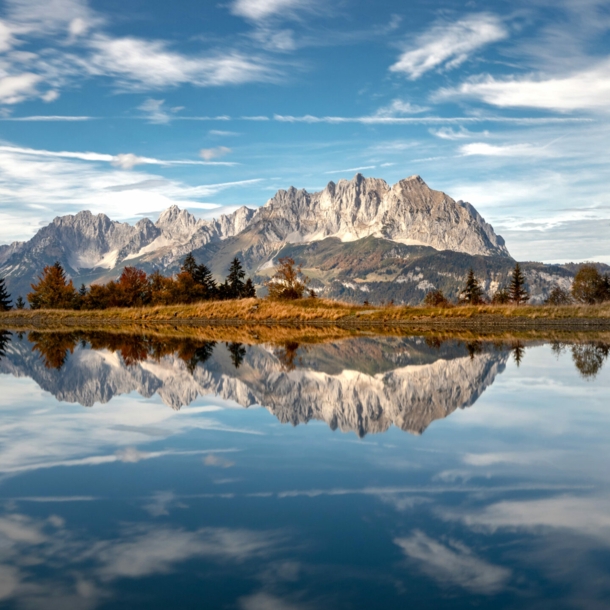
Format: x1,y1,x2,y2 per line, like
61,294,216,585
1,298,610,327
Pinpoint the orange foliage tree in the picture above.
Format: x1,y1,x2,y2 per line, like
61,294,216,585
28,262,77,310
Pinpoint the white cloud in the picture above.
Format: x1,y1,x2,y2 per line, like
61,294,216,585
324,165,375,174
0,73,41,104
395,531,511,594
272,114,587,125
390,14,508,79
0,146,258,240
441,495,610,543
137,98,173,124
231,0,310,21
239,592,305,610
459,142,554,158
0,145,237,168
200,146,232,161
0,115,93,121
374,99,429,117
0,20,14,52
87,35,278,90
431,126,487,140
438,59,610,112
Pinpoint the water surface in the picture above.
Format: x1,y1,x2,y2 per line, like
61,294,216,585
0,330,609,609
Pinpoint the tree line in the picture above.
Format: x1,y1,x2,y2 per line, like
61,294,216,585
1,254,255,311
423,263,610,307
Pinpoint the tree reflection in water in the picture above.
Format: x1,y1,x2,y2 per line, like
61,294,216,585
0,329,11,361
4,330,609,382
571,343,610,379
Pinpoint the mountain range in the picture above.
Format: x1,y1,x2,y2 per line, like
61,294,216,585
0,174,597,304
0,334,508,436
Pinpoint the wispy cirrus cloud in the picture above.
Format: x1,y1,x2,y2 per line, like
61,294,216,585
0,145,237,169
86,35,279,90
395,531,511,594
0,0,283,105
390,14,508,79
273,114,589,125
437,59,610,112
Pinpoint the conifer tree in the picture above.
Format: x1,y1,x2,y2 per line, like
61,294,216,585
181,252,198,276
15,295,25,310
0,277,12,311
193,263,217,298
79,283,88,297
28,262,77,310
508,263,529,305
225,257,246,299
460,269,484,305
243,278,256,298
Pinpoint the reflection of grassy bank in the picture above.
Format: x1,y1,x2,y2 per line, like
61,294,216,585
1,298,610,330
2,323,610,348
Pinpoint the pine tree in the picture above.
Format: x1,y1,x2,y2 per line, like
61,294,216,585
508,263,529,305
460,269,484,305
193,263,217,298
0,277,12,311
243,278,256,298
225,257,246,299
28,262,77,310
181,252,198,276
15,295,25,309
79,283,88,297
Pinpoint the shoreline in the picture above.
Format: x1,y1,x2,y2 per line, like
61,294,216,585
1,298,609,328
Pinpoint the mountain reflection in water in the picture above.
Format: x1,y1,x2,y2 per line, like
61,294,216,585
0,330,608,435
1,330,610,610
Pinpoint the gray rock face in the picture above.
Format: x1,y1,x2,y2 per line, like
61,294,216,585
248,174,509,257
0,174,507,281
0,336,508,436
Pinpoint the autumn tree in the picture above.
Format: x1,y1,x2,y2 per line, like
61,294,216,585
460,269,485,305
545,286,572,305
28,262,77,310
571,264,609,304
0,277,12,311
423,289,450,307
117,267,151,307
265,257,309,300
508,263,529,305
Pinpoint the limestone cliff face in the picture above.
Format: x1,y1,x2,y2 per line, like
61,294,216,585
0,337,508,436
0,173,512,299
251,174,509,258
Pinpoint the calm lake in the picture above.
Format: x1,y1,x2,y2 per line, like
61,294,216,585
0,330,609,609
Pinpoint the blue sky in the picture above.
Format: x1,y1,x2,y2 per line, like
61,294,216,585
0,0,608,262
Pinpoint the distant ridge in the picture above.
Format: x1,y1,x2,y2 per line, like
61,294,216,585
0,173,593,304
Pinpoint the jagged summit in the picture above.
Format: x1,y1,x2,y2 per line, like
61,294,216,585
0,173,516,301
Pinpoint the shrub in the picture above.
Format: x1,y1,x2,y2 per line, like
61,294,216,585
424,289,450,307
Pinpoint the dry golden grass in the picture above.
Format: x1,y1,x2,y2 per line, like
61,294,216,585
1,298,610,329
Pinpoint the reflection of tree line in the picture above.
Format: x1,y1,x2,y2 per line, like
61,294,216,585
0,331,608,379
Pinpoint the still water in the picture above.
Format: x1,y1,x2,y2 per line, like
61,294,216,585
0,330,609,609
